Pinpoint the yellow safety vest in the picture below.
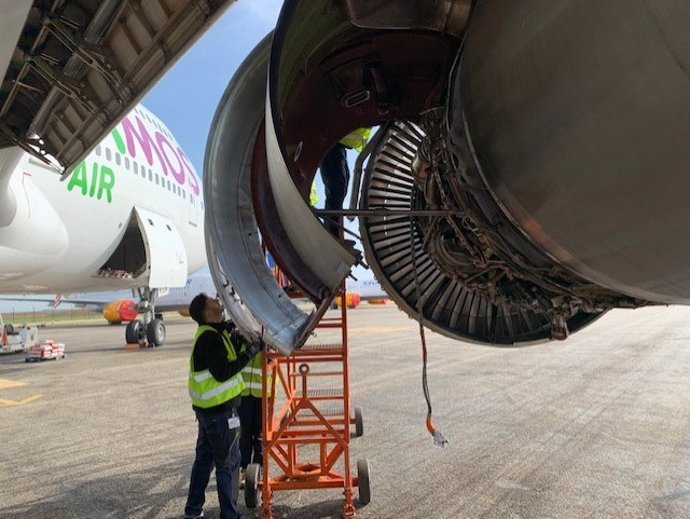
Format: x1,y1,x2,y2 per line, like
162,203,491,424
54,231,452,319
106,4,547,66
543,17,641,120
339,127,371,152
309,182,318,206
188,325,246,408
240,350,273,398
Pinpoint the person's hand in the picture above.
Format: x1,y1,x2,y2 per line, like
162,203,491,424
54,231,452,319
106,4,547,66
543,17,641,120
248,339,264,356
223,319,236,332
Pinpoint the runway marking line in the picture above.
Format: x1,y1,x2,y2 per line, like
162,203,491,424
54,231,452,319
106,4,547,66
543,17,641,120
0,395,42,407
0,378,27,389
349,326,409,334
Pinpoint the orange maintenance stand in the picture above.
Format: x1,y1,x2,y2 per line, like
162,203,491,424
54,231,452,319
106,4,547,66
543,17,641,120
243,288,371,518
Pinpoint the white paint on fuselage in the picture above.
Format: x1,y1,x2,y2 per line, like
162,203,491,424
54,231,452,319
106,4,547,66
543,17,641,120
0,105,206,293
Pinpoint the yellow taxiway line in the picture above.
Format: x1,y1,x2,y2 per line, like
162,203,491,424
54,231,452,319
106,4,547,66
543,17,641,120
0,395,42,407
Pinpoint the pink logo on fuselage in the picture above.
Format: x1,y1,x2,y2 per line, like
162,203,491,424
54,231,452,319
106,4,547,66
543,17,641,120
118,114,200,195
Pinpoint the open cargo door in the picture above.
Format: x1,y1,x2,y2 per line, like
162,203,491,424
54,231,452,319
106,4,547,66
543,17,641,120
134,206,187,288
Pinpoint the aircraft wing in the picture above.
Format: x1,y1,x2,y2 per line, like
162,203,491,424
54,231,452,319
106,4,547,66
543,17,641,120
0,0,236,173
0,294,108,309
0,294,59,307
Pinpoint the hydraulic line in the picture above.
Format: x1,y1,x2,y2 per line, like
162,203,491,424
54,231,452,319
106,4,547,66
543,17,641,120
410,217,448,447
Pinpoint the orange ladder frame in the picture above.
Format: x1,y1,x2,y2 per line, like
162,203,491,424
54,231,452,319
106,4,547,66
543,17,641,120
249,286,369,519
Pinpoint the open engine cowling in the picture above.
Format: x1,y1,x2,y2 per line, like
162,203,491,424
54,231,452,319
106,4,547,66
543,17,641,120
204,0,690,350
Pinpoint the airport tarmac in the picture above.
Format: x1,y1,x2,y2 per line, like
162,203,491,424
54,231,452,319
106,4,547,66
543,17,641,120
2,304,690,518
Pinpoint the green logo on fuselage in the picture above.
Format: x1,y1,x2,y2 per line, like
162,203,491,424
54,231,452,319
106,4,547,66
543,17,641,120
67,161,115,203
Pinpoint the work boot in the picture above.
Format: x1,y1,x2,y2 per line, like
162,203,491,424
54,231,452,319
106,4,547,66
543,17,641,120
183,511,204,519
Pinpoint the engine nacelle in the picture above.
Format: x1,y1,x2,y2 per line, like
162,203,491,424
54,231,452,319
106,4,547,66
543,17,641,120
102,300,138,324
204,0,690,348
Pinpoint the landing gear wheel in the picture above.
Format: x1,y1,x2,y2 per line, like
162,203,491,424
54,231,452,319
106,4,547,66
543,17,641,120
146,318,166,347
354,406,364,437
357,458,371,506
125,320,143,344
244,463,261,509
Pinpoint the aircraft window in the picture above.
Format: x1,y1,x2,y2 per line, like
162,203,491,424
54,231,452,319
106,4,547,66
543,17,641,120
106,148,111,161
133,161,138,174
155,174,159,185
183,191,186,200
148,169,153,181
95,145,101,156
125,157,130,169
167,180,172,190
115,153,121,166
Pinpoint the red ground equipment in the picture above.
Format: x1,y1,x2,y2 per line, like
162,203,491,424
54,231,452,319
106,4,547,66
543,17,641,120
244,285,370,518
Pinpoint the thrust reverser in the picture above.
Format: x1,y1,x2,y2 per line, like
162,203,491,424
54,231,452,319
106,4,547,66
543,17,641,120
205,0,690,350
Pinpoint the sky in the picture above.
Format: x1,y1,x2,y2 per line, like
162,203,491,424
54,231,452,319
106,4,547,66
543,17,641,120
0,1,283,313
142,0,345,223
0,0,371,312
142,0,283,175
142,0,369,275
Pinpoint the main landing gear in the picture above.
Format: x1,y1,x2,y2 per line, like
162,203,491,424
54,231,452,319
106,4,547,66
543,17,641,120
124,288,166,347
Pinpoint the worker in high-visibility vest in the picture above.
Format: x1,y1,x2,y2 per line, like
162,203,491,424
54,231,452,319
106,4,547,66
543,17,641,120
309,181,318,207
237,346,273,488
184,293,263,519
319,128,371,236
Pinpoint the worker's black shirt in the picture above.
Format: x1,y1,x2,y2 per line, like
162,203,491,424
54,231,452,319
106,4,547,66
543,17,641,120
191,321,252,414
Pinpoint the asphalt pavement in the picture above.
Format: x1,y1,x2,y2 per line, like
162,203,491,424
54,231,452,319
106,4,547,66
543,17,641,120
2,304,690,518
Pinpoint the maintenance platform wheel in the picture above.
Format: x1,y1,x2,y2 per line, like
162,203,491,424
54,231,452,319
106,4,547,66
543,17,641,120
357,458,371,506
147,318,166,347
244,463,261,509
125,319,143,343
354,406,364,437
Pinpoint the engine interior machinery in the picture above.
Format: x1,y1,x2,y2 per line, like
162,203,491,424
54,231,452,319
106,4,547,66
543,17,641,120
205,0,690,354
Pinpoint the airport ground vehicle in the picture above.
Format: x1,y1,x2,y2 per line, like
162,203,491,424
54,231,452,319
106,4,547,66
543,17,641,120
0,315,39,354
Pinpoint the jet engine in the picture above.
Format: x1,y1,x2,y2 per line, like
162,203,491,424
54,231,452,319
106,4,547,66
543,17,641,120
102,300,138,325
205,0,690,352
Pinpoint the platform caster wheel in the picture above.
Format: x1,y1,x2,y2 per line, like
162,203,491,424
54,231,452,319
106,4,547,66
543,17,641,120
357,458,371,506
244,463,261,508
354,406,364,437
125,320,143,344
146,318,166,347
